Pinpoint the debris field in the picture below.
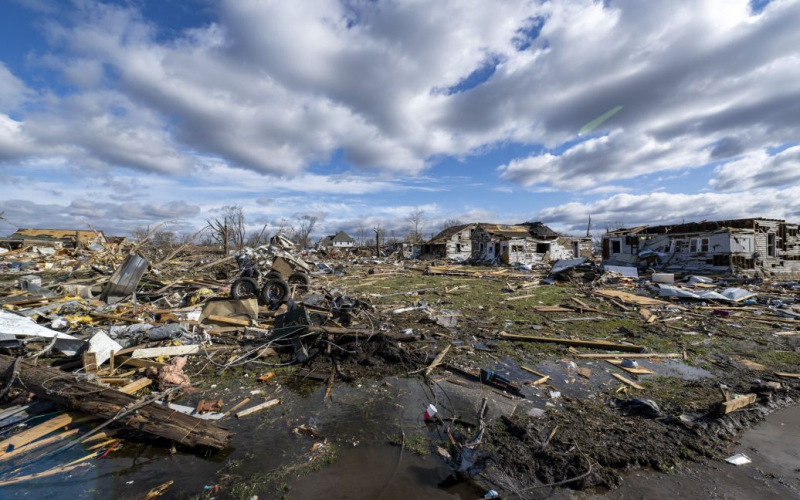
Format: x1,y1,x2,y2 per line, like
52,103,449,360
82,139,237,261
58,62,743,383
0,229,799,499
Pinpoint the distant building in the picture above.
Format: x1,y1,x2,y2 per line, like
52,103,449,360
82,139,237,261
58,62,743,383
421,224,476,260
2,228,107,249
318,231,356,249
471,222,591,265
602,218,800,274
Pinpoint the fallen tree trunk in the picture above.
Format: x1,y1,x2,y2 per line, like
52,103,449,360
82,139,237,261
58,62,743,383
0,355,231,450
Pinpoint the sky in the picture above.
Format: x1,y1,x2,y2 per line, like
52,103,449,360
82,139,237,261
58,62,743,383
1,0,799,241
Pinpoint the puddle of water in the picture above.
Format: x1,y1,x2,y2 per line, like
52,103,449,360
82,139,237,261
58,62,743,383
289,444,475,499
2,377,492,499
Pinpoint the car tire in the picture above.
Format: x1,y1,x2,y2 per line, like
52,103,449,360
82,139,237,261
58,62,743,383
231,277,259,299
261,278,290,306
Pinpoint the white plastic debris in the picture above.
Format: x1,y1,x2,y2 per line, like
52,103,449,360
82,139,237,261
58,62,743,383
0,310,84,355
87,331,122,366
725,453,752,465
652,273,674,284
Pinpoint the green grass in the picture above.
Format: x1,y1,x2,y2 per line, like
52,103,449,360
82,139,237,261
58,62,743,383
387,432,430,455
640,376,721,413
206,443,339,500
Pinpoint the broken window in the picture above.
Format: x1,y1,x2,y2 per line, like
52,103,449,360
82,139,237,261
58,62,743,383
690,239,698,253
479,243,484,252
456,244,461,253
768,233,776,257
611,240,621,254
536,243,550,253
511,245,523,252
700,238,709,253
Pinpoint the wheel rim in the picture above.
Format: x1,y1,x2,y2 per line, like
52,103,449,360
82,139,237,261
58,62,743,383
236,281,257,296
264,284,285,300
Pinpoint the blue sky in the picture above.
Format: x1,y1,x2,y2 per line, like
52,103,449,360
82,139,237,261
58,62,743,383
1,0,799,240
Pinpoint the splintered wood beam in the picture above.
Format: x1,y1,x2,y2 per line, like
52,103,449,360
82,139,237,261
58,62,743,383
611,372,644,390
719,393,757,414
499,332,645,353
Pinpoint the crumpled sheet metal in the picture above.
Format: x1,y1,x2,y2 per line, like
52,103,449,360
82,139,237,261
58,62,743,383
100,253,149,304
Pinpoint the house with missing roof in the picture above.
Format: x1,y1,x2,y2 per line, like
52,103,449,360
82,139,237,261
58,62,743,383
602,218,800,275
470,222,592,265
1,228,107,250
318,230,356,249
419,223,476,260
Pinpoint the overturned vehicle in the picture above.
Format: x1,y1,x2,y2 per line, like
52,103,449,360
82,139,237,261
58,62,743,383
230,234,312,306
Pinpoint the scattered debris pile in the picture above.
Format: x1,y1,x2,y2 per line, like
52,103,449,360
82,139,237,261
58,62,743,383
1,229,798,497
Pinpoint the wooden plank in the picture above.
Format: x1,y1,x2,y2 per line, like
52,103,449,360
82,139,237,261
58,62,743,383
606,359,655,375
573,353,681,359
114,356,165,369
503,294,538,302
595,289,671,306
206,314,251,327
571,297,593,310
499,332,645,353
423,345,450,377
611,373,644,390
0,377,151,460
236,398,280,418
0,428,81,462
578,367,592,379
223,397,251,418
552,316,605,322
531,376,550,386
131,345,201,359
520,366,547,378
609,299,630,311
719,393,757,414
119,377,153,394
775,372,800,379
83,352,97,373
0,413,93,457
532,306,573,312
0,460,92,486
89,312,143,323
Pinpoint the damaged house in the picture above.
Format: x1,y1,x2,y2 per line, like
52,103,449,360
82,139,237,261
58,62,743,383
419,224,476,260
471,222,591,265
1,228,107,250
602,218,800,275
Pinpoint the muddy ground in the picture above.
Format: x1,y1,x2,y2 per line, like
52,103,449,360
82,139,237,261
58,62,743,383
2,263,800,498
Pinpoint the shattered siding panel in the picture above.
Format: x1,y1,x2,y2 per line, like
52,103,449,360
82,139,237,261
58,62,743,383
443,226,473,260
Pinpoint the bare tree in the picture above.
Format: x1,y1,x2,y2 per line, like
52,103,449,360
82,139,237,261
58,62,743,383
373,222,382,256
207,205,246,254
406,207,425,243
440,218,463,231
207,218,230,254
245,223,270,247
227,206,246,250
355,224,367,247
295,215,318,249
